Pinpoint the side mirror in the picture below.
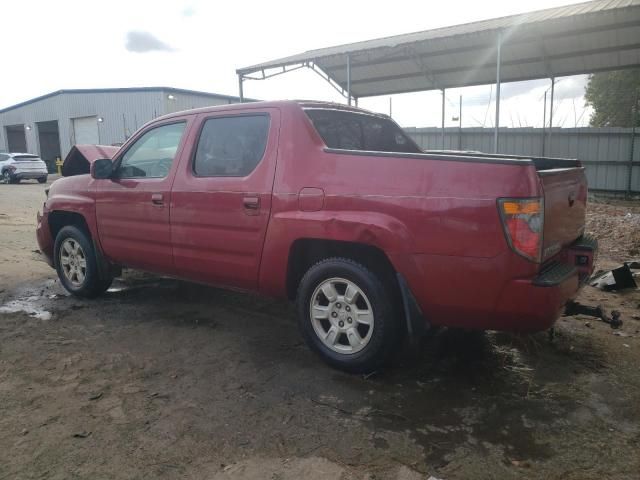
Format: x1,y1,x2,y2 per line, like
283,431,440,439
91,158,114,179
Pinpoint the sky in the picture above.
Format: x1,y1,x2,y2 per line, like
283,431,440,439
1,0,593,128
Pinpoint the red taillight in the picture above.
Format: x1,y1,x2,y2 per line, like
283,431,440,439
498,198,544,262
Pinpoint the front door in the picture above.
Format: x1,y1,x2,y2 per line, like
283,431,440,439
95,118,192,274
170,108,280,290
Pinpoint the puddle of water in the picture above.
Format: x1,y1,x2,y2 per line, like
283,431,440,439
0,297,52,320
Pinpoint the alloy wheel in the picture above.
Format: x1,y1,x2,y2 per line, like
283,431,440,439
59,238,87,287
309,277,374,354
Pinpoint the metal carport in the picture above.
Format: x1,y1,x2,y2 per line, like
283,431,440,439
236,0,640,152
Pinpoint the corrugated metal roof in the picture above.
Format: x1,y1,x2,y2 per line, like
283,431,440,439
0,87,245,114
237,0,640,97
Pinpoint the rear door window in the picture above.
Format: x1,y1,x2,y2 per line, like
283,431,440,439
304,109,422,153
193,114,270,177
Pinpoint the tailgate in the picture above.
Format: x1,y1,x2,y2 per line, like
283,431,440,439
540,167,587,261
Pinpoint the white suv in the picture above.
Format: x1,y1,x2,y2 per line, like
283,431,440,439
0,153,48,184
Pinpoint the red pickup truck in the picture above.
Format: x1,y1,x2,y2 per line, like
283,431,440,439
36,100,596,372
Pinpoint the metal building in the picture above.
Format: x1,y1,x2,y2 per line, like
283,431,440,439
0,87,243,171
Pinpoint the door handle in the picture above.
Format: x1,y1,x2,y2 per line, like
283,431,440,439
151,193,164,206
243,196,260,212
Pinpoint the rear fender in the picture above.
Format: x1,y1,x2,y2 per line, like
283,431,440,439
258,210,412,297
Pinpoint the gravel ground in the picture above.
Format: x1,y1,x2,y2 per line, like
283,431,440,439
1,179,639,480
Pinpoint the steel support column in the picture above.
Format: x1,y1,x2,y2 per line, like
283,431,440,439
347,55,352,106
238,75,244,103
494,33,502,153
542,91,547,155
548,77,555,150
441,89,446,149
628,94,638,197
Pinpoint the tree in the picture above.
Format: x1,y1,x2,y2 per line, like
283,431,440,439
584,68,640,127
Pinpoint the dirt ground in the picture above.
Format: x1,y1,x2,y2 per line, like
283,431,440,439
1,179,639,480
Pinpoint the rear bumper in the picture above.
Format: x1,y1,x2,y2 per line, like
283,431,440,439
487,235,598,331
16,171,47,179
393,234,598,333
36,210,55,267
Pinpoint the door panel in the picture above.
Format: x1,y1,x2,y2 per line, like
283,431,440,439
96,118,193,274
170,109,280,290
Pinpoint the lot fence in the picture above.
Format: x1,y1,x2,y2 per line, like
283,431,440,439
404,126,639,195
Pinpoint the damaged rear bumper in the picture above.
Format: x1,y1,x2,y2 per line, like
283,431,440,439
393,235,598,334
494,234,598,332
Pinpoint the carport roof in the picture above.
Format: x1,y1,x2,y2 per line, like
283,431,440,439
237,0,640,97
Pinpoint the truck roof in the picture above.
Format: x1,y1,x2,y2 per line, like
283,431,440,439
155,99,386,123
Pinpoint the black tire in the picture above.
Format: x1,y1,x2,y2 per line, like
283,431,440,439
54,225,112,298
2,170,16,184
38,176,47,184
296,257,402,373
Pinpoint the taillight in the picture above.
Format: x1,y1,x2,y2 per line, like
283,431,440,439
498,198,544,262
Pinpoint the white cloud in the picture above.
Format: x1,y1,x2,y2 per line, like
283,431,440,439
125,31,175,53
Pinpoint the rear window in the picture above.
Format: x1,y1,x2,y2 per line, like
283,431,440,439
14,155,40,161
304,109,422,154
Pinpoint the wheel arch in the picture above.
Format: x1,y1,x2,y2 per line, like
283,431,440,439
48,210,91,243
285,238,398,301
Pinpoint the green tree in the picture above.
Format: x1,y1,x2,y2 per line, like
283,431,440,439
585,69,640,127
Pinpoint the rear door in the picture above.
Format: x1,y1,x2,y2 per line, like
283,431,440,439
170,108,280,290
539,167,588,260
95,117,193,274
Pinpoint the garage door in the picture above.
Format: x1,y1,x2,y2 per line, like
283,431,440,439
73,116,99,145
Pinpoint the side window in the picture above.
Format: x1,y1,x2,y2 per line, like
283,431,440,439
117,122,186,178
193,115,270,177
304,109,422,154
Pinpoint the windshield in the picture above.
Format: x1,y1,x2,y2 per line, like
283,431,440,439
304,109,422,154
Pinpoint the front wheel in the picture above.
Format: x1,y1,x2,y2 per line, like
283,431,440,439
54,226,112,298
296,258,401,373
38,176,47,184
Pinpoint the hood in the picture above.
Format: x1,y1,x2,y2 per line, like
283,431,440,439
62,144,120,176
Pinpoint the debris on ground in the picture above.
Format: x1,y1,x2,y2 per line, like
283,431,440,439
586,202,640,261
564,301,623,329
590,264,638,291
72,431,92,439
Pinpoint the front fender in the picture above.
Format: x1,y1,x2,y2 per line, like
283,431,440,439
45,175,99,245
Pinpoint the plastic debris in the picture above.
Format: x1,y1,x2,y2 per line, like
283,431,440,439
590,264,638,291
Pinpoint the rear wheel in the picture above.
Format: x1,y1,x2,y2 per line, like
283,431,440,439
296,258,401,373
2,171,14,184
38,176,47,184
54,226,112,298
